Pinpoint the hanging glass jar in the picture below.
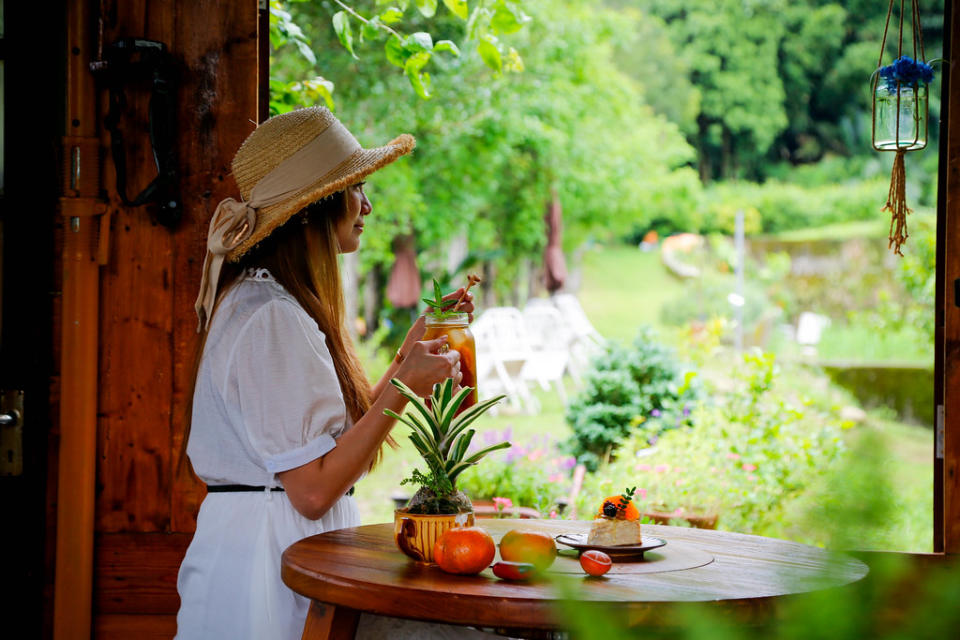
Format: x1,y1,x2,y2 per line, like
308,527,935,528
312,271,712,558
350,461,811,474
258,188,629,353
872,82,928,152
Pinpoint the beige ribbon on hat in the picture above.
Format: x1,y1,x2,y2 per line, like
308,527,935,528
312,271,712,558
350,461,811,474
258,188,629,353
194,120,362,331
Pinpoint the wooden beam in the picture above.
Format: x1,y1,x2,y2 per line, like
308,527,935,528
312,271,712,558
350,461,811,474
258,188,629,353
53,1,104,637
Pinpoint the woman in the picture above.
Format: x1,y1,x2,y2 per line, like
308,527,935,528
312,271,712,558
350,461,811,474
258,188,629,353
176,107,482,639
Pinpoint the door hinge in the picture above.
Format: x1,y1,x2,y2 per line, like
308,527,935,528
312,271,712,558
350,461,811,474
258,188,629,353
0,390,24,476
936,404,944,460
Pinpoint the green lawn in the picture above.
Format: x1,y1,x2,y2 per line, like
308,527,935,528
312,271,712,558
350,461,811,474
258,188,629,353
577,245,677,342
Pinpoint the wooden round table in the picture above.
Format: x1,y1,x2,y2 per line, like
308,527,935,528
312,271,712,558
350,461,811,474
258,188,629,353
282,519,868,639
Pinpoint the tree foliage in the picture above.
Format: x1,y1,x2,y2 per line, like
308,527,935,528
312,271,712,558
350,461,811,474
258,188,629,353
636,0,944,181
271,0,699,305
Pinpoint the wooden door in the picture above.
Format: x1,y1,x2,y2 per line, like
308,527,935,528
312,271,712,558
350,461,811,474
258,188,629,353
45,1,261,638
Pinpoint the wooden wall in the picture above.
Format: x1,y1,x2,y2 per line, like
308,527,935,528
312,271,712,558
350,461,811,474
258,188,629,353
79,1,259,636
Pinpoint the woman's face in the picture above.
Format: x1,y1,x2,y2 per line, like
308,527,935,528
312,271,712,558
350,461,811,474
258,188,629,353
334,182,371,254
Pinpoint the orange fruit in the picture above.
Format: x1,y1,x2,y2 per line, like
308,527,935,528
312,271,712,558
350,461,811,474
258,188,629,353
579,550,612,576
595,496,640,521
498,529,557,571
433,527,496,575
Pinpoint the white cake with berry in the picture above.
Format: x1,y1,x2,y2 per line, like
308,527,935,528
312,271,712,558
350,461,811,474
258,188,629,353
586,487,642,546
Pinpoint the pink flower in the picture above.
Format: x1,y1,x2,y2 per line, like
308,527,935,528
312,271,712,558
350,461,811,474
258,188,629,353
637,488,647,499
673,507,685,515
549,510,558,519
527,449,544,462
548,473,563,483
492,497,513,511
675,479,685,487
747,474,758,482
726,452,741,460
636,463,652,472
742,463,757,472
654,464,670,473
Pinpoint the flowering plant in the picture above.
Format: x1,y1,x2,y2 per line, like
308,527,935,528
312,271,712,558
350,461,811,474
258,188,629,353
877,56,935,91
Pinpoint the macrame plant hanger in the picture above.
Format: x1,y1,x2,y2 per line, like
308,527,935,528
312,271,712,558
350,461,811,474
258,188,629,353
871,0,927,256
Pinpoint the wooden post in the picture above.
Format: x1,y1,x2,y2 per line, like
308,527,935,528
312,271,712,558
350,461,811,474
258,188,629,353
54,0,106,637
943,0,960,555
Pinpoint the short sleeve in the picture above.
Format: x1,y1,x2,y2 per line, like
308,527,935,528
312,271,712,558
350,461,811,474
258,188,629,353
230,299,347,475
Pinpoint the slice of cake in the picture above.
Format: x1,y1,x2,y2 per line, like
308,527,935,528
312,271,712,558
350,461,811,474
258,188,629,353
586,487,642,546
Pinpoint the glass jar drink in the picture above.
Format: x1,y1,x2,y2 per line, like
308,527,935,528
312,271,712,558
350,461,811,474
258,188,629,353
423,313,478,413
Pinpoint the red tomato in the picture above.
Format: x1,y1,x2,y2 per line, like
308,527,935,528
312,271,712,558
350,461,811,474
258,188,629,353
491,561,536,581
579,550,612,576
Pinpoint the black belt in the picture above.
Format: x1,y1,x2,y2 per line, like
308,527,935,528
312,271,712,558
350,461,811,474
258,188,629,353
207,484,355,496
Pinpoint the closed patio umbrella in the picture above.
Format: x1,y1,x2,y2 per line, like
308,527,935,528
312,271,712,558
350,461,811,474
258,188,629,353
386,234,421,308
544,189,567,293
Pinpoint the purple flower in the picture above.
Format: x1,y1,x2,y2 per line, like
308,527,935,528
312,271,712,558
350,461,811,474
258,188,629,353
561,456,577,470
651,409,662,418
682,405,691,418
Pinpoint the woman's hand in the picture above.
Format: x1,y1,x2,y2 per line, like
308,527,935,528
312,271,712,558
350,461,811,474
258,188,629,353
396,335,463,397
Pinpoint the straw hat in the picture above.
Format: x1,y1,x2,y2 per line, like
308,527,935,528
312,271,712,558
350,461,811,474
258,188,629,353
226,107,415,262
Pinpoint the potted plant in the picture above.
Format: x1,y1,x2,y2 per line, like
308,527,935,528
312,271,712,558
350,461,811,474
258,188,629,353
386,377,508,563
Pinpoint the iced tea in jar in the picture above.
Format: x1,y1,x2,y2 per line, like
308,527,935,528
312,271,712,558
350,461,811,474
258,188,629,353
422,313,477,412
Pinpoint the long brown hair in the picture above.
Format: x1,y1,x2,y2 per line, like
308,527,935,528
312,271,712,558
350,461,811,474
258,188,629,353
182,192,394,474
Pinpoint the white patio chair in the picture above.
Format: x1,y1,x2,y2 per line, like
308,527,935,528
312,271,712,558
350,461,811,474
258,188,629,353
550,293,605,381
521,303,571,403
472,308,540,414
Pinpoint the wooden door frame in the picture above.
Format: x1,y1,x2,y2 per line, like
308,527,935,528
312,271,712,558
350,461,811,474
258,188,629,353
939,0,960,555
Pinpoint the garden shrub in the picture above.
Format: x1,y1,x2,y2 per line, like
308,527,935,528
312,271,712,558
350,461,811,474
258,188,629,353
576,350,846,535
564,328,698,471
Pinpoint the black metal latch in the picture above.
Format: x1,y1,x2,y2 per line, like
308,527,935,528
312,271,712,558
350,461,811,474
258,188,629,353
90,38,182,229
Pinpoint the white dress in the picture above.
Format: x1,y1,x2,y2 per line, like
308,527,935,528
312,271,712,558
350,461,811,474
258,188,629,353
175,269,496,640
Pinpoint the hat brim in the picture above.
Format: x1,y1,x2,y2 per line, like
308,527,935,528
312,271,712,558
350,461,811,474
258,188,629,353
227,133,416,262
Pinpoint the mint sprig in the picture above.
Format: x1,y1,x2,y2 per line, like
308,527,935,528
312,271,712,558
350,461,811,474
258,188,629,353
421,278,459,320
617,486,637,513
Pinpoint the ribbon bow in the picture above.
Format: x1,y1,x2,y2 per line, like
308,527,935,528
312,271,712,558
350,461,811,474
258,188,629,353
194,198,256,331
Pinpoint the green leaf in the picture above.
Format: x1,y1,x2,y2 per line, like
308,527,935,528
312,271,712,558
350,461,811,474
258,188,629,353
385,34,407,68
361,18,381,43
388,378,438,440
438,386,473,438
298,76,335,111
449,428,476,463
294,40,317,65
442,0,468,20
433,278,443,304
332,11,358,60
379,6,404,24
404,60,430,100
448,441,511,482
411,31,434,53
448,394,507,437
490,1,527,35
465,6,491,40
433,40,461,57
477,35,502,74
415,0,438,18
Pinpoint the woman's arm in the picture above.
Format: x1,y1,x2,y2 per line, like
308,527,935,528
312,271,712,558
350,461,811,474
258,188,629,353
280,335,461,520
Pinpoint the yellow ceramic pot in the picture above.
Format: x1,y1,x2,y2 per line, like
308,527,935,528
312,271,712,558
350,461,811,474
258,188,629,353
393,509,475,563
